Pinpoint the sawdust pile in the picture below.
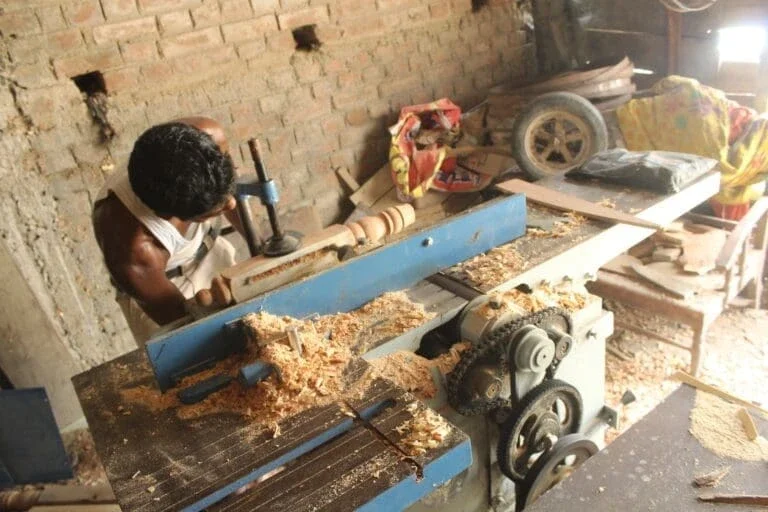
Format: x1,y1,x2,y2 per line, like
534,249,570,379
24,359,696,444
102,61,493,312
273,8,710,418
451,244,528,287
598,198,617,209
121,292,436,425
246,250,329,282
528,211,587,239
478,286,589,319
689,391,768,461
396,403,451,456
369,343,470,399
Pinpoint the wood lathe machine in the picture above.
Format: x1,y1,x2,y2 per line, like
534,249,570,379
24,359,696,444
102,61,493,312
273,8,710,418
72,167,720,511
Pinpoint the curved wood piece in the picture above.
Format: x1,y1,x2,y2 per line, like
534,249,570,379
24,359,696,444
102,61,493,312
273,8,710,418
715,197,768,269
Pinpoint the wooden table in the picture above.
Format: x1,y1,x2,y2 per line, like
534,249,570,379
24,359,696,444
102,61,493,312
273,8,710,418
526,384,768,511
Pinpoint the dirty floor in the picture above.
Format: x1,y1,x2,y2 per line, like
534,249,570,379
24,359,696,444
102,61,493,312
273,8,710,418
64,295,768,486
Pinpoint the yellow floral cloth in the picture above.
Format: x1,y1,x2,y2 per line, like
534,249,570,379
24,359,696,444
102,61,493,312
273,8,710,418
618,76,767,204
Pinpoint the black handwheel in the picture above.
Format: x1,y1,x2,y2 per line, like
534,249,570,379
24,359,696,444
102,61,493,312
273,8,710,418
512,92,608,180
516,433,598,511
497,379,583,482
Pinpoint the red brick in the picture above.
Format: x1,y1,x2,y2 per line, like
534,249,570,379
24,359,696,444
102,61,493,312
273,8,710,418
230,114,283,140
220,0,252,22
345,107,368,126
160,26,221,58
158,10,192,34
229,101,258,120
336,71,357,88
93,17,157,44
376,0,418,11
264,67,295,89
322,57,345,74
266,129,296,161
120,39,158,62
138,0,201,14
0,9,41,37
64,1,105,26
7,35,46,64
339,14,384,39
428,2,452,19
330,0,368,19
103,66,140,92
12,62,58,88
53,48,123,78
48,29,85,56
293,56,322,83
329,148,355,170
236,39,266,60
282,98,330,124
171,44,235,74
360,65,385,84
311,80,333,100
266,30,296,51
331,85,376,109
101,0,140,19
190,0,219,27
221,14,277,43
378,76,421,98
259,93,286,113
320,113,345,134
251,0,279,17
141,60,174,80
36,6,67,32
276,5,328,30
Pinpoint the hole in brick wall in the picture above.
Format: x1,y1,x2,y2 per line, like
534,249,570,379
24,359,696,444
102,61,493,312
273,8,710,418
71,71,115,141
72,71,106,95
292,24,322,52
472,0,489,11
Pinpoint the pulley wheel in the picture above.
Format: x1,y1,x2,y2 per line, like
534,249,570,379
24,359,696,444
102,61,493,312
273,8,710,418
516,433,598,511
497,379,583,482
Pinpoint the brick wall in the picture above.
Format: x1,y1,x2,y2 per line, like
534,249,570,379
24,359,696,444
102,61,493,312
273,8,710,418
0,0,532,426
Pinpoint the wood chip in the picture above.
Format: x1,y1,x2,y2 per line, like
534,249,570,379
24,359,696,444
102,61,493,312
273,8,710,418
396,407,451,457
693,466,731,488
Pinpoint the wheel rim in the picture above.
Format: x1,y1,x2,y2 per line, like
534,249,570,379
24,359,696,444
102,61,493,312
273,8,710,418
523,110,594,174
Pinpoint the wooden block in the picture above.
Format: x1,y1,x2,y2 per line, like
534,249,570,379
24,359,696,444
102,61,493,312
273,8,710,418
680,228,728,275
653,231,685,246
495,179,662,230
602,253,642,276
664,220,685,232
336,167,360,193
652,246,682,262
350,164,393,208
628,238,656,259
631,263,696,299
737,407,759,441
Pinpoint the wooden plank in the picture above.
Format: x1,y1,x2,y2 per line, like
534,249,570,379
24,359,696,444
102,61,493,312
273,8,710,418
737,408,760,441
698,494,768,506
221,224,354,283
28,506,120,512
495,179,663,230
350,164,393,208
680,228,728,275
670,371,768,418
716,197,768,269
336,167,361,193
631,263,695,299
601,254,642,277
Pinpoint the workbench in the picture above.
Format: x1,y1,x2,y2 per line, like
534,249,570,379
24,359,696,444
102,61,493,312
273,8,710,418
525,384,768,511
73,172,721,511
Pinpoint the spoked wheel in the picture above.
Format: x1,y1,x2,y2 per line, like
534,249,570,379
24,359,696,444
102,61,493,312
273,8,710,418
515,433,598,511
512,92,608,180
497,380,583,482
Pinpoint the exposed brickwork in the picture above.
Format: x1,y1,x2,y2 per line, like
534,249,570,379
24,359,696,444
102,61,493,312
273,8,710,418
0,0,534,416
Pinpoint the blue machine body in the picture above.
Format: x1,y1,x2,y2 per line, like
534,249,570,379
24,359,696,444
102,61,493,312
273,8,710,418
146,194,527,391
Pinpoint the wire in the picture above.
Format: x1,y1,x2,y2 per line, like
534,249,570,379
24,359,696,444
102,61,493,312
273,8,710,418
657,0,718,13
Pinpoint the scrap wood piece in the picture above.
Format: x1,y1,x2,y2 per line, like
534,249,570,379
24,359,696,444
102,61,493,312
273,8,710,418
651,246,682,262
671,371,768,419
495,179,662,230
630,263,695,299
350,164,394,208
693,466,731,488
697,493,768,506
628,238,656,259
680,228,728,275
336,167,361,193
737,407,760,441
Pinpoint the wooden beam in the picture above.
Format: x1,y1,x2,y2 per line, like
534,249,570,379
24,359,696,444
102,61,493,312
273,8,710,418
671,371,768,418
495,179,663,230
667,9,682,76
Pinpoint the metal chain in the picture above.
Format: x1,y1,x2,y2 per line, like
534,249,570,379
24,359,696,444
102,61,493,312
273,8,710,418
446,307,572,416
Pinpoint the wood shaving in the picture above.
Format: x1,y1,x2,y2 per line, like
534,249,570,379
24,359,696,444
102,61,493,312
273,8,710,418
527,211,587,239
369,343,470,399
451,244,528,286
690,391,768,461
693,466,731,488
396,404,451,456
245,250,328,283
480,285,589,319
598,198,617,209
120,292,435,426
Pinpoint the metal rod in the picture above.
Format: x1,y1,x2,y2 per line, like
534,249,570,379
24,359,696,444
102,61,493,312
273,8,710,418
248,139,285,240
236,195,261,257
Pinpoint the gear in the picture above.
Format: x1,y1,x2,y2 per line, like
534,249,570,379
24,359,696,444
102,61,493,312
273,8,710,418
515,434,598,511
447,307,572,416
496,379,583,482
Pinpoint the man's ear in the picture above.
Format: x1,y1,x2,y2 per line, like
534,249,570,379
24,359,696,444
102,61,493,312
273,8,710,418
224,195,236,211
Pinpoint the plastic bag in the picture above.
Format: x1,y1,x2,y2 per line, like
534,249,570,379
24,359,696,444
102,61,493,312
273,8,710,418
566,149,718,194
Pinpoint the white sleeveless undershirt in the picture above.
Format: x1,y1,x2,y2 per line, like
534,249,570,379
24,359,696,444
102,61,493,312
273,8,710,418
97,170,206,271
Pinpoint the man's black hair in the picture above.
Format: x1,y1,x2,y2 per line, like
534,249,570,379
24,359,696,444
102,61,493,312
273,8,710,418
128,122,234,220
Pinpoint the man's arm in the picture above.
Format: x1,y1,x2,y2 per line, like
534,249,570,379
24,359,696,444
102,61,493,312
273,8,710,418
117,240,188,325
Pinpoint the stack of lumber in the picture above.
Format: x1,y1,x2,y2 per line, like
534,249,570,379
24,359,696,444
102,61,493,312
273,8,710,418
601,221,728,299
